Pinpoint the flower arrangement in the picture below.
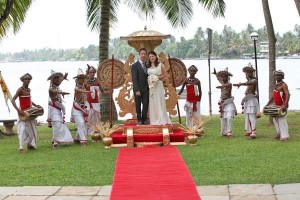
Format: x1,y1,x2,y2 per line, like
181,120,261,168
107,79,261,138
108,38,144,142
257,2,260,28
148,74,159,97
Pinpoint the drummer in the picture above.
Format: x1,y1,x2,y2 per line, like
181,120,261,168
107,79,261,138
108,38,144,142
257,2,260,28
265,70,290,142
11,73,43,154
233,63,260,139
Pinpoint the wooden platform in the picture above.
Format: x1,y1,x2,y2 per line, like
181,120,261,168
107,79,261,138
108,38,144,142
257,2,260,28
111,119,186,147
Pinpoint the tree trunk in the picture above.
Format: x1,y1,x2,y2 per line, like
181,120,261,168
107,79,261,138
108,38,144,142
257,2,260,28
99,0,118,122
262,0,276,123
294,0,300,16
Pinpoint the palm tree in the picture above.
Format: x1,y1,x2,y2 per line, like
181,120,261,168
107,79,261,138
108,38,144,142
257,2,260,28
85,0,226,121
0,0,33,41
294,0,300,16
261,0,276,100
261,0,276,124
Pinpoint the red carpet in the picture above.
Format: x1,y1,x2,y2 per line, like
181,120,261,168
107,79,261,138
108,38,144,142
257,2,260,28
110,146,201,200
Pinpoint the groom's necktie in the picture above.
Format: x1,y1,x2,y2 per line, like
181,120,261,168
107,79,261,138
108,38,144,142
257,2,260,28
141,62,146,72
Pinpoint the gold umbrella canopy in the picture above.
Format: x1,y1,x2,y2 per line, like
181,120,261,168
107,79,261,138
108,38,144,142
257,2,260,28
120,26,171,52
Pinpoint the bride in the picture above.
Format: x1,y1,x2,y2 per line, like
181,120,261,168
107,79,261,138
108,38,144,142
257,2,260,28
147,51,171,125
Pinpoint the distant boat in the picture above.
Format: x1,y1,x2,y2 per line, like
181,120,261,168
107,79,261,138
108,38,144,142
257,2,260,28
242,54,252,59
290,54,300,59
252,53,269,59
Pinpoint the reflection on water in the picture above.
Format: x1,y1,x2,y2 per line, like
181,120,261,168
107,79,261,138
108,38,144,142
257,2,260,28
0,59,299,122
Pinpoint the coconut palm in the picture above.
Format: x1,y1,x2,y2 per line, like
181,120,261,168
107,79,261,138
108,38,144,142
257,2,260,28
85,0,226,121
0,0,33,41
261,0,276,123
294,0,300,16
261,0,276,100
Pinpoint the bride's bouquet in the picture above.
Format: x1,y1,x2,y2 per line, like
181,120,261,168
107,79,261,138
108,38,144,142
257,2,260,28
148,74,159,97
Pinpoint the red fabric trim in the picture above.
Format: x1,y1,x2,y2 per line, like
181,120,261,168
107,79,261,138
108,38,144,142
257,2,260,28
19,96,31,110
273,90,287,107
186,84,200,111
73,103,88,117
49,102,61,110
86,86,99,103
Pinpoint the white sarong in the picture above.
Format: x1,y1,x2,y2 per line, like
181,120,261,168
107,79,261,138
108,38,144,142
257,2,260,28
220,100,236,136
49,106,73,144
273,115,289,140
243,96,259,137
71,101,89,143
185,101,201,129
17,119,37,150
87,87,101,134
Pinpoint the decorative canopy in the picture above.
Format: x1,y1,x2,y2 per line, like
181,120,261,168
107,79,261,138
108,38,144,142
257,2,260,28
120,26,171,52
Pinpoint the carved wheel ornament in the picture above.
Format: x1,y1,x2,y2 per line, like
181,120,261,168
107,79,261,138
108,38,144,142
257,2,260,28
97,59,125,90
167,58,187,87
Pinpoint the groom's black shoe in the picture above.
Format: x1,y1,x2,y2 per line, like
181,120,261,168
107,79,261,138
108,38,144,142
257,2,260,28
137,120,143,125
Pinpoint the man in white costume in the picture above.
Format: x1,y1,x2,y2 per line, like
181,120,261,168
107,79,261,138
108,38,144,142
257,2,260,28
12,73,42,153
48,70,74,148
265,70,290,142
85,65,107,134
177,65,202,128
71,68,91,146
234,63,260,139
215,68,237,138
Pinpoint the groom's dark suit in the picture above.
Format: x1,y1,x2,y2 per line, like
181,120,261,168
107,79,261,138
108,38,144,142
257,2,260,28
131,60,149,124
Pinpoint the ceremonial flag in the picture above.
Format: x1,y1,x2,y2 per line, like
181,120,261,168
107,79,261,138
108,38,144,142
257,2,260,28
0,71,13,112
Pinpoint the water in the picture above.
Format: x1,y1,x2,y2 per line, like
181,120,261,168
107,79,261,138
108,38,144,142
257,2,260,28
0,59,299,123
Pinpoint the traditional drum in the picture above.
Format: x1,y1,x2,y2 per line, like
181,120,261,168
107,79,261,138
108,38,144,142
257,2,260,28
19,107,44,121
263,105,287,117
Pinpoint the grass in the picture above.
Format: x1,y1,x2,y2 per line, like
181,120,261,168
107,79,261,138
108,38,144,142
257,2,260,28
0,112,300,186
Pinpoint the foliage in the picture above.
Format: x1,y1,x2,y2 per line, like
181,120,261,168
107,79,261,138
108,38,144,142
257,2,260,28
0,0,32,41
1,23,300,61
0,112,300,186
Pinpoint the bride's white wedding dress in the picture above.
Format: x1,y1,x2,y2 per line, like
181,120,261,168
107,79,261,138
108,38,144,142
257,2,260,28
148,63,171,125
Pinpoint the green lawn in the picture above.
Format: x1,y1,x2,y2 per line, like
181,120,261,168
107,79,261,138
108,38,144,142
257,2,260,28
1,112,300,186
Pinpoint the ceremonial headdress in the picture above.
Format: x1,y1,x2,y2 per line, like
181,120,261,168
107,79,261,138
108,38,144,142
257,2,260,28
242,63,256,73
20,73,32,81
188,65,198,72
47,70,63,81
73,68,87,79
273,70,285,78
86,64,96,74
216,67,233,77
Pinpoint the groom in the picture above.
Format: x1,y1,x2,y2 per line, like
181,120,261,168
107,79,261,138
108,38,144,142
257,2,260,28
131,48,149,125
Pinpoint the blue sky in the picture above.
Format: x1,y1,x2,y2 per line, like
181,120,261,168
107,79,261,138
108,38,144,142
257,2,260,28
0,0,299,53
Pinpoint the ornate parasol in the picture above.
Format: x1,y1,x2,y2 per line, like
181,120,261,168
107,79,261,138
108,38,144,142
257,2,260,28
120,26,171,52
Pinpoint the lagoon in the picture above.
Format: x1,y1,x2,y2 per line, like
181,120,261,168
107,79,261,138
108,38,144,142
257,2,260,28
0,59,299,123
